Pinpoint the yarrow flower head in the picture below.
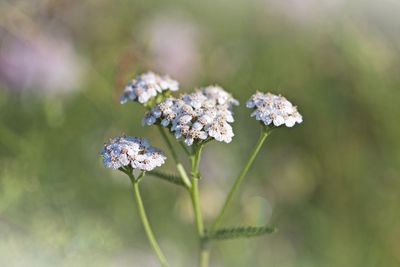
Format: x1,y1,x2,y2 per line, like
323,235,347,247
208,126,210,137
120,71,179,105
247,92,303,127
101,135,166,171
143,85,239,146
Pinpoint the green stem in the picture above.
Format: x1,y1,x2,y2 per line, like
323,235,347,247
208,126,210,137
191,178,204,235
129,173,169,267
157,125,192,188
157,125,179,160
177,163,191,189
211,129,269,231
200,245,210,267
189,145,208,267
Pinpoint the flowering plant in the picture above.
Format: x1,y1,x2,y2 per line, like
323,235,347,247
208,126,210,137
101,71,302,267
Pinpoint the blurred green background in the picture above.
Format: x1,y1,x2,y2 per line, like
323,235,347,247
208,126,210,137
1,0,400,266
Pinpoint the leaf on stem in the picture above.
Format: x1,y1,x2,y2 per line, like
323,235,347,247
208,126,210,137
148,171,185,186
205,225,276,241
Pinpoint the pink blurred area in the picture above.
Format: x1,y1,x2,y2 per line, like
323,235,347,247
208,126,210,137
265,0,346,23
0,30,85,95
140,12,202,83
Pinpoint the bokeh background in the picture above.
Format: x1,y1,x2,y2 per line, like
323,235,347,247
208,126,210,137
1,0,400,266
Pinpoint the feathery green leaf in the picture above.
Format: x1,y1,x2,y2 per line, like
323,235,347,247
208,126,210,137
205,225,276,241
148,171,184,186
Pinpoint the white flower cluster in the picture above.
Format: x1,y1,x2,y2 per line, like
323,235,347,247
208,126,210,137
247,92,303,127
143,86,239,145
102,136,166,171
120,71,179,104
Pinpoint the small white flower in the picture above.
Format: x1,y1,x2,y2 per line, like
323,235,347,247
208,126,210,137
247,92,303,128
120,71,179,105
201,85,240,108
101,136,166,171
142,114,157,125
144,86,239,145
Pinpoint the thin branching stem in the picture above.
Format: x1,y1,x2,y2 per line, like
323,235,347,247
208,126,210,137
157,125,192,188
189,144,209,267
126,171,169,267
211,129,269,231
